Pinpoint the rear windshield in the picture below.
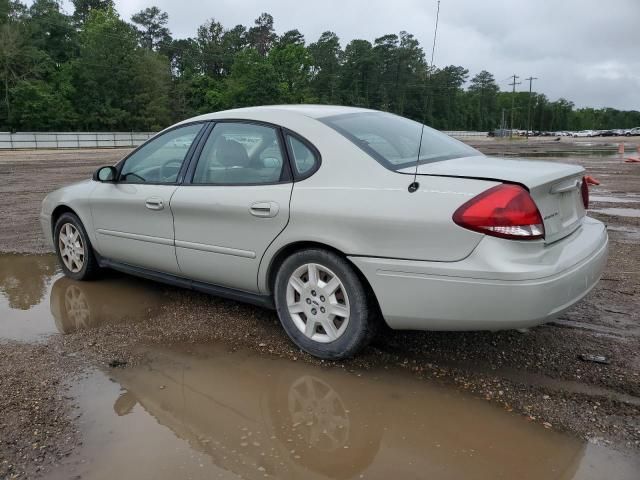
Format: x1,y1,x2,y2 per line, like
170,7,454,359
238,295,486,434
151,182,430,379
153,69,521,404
319,112,480,170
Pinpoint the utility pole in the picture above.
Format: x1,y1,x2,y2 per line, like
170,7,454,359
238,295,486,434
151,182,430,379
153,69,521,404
525,76,538,139
508,74,521,139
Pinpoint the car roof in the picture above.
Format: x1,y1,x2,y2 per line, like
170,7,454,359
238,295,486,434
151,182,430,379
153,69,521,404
193,104,374,121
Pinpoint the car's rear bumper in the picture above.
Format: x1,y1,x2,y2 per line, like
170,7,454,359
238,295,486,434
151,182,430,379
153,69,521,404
349,217,608,330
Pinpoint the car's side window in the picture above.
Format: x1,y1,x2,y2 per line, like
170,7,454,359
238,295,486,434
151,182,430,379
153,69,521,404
192,123,287,185
286,135,319,176
119,124,203,184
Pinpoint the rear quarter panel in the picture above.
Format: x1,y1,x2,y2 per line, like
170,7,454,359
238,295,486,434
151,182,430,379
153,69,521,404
256,116,497,293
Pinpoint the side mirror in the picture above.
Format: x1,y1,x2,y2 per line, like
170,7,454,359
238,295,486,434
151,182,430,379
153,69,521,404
93,166,117,182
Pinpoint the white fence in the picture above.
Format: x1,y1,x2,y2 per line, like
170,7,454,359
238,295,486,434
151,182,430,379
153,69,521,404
443,131,488,138
0,129,488,150
0,131,156,150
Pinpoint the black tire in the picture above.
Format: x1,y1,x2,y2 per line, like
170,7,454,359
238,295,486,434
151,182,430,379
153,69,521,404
54,212,100,281
274,248,376,360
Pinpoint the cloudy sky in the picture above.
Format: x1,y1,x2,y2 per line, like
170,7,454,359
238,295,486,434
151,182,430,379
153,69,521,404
69,0,640,110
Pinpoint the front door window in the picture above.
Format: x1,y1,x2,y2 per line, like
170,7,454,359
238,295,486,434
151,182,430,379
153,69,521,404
120,124,203,184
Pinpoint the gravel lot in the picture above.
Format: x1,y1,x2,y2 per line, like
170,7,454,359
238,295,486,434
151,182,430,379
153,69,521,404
1,138,639,478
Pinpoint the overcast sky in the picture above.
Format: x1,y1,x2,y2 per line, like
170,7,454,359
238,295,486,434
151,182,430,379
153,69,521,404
66,0,640,110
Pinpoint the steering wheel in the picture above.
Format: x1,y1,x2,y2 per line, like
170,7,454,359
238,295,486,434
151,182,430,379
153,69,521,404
161,159,183,182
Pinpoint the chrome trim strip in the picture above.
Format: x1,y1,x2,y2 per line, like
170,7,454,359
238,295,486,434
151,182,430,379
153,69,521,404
175,239,256,259
96,228,174,246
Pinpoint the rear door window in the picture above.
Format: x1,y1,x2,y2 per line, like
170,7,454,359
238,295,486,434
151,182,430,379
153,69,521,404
192,123,288,185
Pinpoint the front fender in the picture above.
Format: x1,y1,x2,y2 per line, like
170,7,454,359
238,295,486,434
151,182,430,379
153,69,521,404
41,180,99,251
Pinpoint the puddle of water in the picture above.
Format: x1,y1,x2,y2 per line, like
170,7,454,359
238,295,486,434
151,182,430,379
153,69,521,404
0,254,61,341
0,254,168,341
590,196,640,204
591,208,640,218
49,343,639,480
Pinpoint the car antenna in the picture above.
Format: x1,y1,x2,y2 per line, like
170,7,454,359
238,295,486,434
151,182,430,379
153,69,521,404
408,124,424,193
410,0,440,194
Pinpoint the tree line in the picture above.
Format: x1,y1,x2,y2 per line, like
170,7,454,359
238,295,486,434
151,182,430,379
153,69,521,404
1,0,638,132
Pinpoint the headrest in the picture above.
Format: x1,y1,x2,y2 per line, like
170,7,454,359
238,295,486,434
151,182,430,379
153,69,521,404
217,139,249,167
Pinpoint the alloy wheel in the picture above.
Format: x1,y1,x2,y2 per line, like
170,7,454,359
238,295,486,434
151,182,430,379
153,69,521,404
286,263,350,343
58,223,85,273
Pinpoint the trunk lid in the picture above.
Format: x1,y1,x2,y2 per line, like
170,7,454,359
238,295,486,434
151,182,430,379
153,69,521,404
399,155,586,243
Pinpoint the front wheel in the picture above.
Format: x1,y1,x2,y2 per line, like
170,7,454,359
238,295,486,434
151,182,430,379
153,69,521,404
54,212,100,281
274,249,376,359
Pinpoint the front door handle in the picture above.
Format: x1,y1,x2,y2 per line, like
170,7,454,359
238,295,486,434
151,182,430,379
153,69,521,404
249,201,279,218
145,197,164,210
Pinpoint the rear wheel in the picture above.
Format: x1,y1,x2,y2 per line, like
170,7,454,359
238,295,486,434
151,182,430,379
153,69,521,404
274,249,375,359
54,212,100,281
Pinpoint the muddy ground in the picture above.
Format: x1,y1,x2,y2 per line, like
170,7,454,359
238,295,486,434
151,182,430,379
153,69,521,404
1,137,639,479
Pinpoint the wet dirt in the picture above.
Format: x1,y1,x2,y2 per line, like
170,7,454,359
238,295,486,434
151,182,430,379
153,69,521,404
0,140,639,478
0,148,129,254
49,344,640,480
590,196,640,204
591,208,640,218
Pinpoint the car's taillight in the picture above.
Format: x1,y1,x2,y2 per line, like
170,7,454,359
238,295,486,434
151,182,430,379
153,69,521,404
581,176,589,209
453,184,544,240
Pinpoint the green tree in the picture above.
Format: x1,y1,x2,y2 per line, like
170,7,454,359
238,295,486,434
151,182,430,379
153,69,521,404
246,12,276,56
394,31,426,117
308,31,342,103
2,6,639,133
277,29,304,47
340,39,374,107
130,49,171,129
28,0,78,63
196,19,226,77
9,67,76,129
0,0,10,23
468,70,499,130
220,24,247,70
71,8,169,130
0,10,51,128
223,49,280,107
429,65,468,129
269,43,312,103
72,0,113,24
131,6,171,51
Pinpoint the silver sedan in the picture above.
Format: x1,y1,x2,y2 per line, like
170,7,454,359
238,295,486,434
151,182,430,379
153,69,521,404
40,106,608,359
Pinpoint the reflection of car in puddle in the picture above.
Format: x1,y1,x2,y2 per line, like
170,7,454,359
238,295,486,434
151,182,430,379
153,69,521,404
287,375,349,452
50,275,167,334
108,344,585,480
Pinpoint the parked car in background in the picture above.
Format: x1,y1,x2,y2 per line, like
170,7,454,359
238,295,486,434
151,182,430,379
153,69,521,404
596,130,615,137
40,105,609,359
626,127,640,136
572,130,596,137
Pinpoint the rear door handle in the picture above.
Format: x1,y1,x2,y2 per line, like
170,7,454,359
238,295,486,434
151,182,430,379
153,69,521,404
249,201,279,218
145,197,164,210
